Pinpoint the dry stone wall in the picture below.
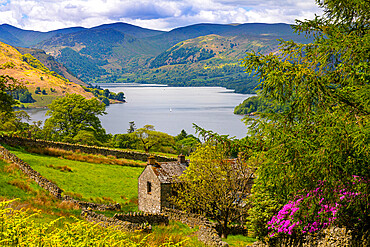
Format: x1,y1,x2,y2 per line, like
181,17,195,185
0,144,63,199
81,209,151,232
0,134,176,162
114,211,169,225
163,208,229,247
250,227,369,247
0,144,120,211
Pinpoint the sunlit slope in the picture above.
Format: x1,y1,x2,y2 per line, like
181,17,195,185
0,41,93,107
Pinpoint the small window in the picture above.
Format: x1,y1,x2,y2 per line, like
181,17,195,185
147,181,152,194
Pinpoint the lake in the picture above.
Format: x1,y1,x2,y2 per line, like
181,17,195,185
25,84,254,139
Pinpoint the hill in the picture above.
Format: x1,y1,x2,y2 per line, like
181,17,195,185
15,47,86,86
0,24,85,47
0,41,93,107
0,22,312,93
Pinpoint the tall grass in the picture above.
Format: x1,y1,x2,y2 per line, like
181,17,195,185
26,146,146,167
0,160,81,221
0,199,186,246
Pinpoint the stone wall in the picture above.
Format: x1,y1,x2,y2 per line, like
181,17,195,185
0,144,120,211
138,166,162,213
163,208,229,247
113,211,169,225
0,134,176,163
0,144,63,199
81,209,151,232
250,227,370,247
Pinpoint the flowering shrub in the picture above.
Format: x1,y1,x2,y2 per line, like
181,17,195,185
267,176,369,238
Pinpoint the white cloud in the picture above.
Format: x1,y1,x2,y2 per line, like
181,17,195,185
0,0,322,31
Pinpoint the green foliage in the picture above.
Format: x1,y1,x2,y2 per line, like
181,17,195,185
82,85,125,106
11,88,35,103
0,160,36,200
174,130,200,156
0,110,30,133
72,130,102,146
150,46,215,68
234,95,287,115
57,48,107,81
100,96,110,106
128,121,137,134
43,94,107,142
21,53,67,81
35,86,41,94
134,125,175,153
112,133,140,149
0,73,20,114
172,129,255,238
0,61,15,69
241,0,370,240
222,234,257,246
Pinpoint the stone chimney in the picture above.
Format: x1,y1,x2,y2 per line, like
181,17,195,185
148,156,156,165
178,154,186,164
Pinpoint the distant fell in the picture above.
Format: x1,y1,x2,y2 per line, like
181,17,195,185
91,22,164,38
0,24,85,47
15,47,86,86
0,22,313,93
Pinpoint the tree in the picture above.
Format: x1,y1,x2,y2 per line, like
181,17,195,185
35,87,41,94
43,94,107,142
242,0,370,240
0,74,20,115
72,130,102,146
127,121,136,133
0,110,30,134
116,92,125,101
172,131,255,238
134,125,175,153
111,133,139,149
175,129,201,155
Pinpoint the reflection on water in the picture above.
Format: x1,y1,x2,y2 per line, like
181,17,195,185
25,86,254,139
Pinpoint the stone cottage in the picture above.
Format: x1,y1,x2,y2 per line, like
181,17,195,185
138,155,188,213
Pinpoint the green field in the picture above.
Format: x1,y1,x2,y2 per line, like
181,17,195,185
0,149,207,246
1,145,256,246
6,146,144,208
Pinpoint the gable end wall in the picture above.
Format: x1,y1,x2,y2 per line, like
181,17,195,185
138,166,162,213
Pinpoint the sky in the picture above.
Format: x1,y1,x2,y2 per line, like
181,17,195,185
0,0,322,32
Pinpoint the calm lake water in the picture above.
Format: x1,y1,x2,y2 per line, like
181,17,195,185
25,84,254,139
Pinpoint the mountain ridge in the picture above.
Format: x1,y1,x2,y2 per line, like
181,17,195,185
0,22,312,93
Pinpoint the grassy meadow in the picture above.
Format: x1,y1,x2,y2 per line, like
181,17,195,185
0,148,207,246
5,145,144,209
1,145,256,246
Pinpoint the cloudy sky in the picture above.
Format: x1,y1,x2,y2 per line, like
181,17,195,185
0,0,322,32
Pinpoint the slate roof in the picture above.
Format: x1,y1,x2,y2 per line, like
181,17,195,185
150,161,188,184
